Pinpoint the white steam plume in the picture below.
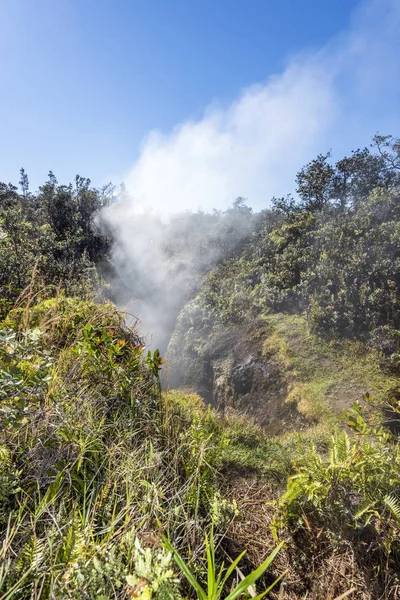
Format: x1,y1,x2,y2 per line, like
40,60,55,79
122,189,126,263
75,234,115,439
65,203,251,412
123,62,335,214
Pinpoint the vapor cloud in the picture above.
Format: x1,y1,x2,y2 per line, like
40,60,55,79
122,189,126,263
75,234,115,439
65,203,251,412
124,63,334,213
117,0,400,214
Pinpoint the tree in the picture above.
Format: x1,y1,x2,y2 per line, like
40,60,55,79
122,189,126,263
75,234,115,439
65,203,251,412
373,134,400,177
271,194,301,215
0,183,18,209
229,197,253,214
296,153,335,212
332,148,394,209
19,168,30,199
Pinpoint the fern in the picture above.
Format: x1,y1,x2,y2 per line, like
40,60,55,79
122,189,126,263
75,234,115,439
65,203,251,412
329,430,351,467
279,474,305,506
57,512,87,565
15,537,48,575
384,494,400,523
354,497,375,520
336,430,351,463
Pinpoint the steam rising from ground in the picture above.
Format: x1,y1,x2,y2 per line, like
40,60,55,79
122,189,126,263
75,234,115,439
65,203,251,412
101,203,257,351
101,0,400,347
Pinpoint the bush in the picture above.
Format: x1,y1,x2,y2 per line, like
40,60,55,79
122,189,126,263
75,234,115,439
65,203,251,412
275,401,400,594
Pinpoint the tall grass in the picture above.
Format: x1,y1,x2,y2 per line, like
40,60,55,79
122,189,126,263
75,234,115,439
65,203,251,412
0,295,283,599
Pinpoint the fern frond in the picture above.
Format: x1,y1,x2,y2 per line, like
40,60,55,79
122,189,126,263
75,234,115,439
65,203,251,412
280,474,306,506
384,494,400,523
330,430,351,466
354,498,375,520
337,430,351,462
15,537,48,574
31,538,48,570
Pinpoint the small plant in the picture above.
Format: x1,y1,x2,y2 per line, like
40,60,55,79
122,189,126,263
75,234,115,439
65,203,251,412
163,526,284,600
210,492,240,528
126,537,180,600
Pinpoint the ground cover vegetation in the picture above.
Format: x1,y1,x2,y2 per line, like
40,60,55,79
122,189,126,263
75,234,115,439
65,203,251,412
1,134,400,598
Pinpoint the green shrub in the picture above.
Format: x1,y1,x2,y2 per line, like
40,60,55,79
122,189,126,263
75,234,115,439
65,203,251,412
275,401,400,588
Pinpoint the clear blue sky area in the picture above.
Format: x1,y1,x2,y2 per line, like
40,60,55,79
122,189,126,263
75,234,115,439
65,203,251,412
0,0,362,190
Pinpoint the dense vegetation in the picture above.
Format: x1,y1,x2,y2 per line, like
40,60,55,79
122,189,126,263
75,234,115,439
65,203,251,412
1,134,400,599
175,135,400,338
0,171,113,318
169,135,400,395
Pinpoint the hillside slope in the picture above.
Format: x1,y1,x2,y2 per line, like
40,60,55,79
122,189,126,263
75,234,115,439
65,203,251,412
2,293,400,599
168,306,400,434
2,138,400,598
168,183,400,434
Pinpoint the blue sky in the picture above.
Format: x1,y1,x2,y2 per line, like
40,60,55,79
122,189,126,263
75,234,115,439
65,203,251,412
1,0,358,186
1,0,399,210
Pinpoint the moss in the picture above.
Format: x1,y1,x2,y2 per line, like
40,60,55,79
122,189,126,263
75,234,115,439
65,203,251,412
16,359,40,384
261,312,400,422
162,391,297,477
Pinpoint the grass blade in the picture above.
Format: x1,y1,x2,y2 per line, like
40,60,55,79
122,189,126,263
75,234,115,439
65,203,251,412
225,542,283,600
163,536,207,600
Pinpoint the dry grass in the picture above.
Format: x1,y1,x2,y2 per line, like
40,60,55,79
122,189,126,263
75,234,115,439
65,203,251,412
222,470,400,600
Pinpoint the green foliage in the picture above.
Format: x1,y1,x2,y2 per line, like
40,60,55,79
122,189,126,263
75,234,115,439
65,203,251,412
171,136,400,389
125,538,180,600
164,525,283,600
0,298,290,599
0,172,113,317
163,390,296,477
275,402,400,577
295,136,399,212
0,327,53,428
2,135,400,599
0,299,162,597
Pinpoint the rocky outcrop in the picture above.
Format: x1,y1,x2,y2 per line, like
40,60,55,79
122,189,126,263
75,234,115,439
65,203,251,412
167,319,308,434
